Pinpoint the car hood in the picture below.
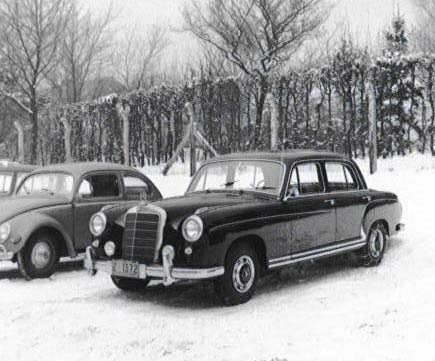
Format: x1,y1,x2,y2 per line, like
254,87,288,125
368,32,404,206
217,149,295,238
0,195,70,223
139,192,273,227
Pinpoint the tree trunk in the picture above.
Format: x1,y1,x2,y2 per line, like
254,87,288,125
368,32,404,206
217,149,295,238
61,117,73,162
368,78,377,174
13,121,25,164
266,93,279,151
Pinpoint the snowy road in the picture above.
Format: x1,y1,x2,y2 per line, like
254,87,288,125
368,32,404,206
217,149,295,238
1,157,434,361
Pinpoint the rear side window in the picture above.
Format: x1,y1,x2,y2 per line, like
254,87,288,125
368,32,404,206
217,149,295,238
325,162,358,191
123,175,150,199
0,173,13,193
288,163,323,196
78,174,120,198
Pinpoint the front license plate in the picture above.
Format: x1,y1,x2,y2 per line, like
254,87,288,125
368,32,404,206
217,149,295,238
112,260,140,279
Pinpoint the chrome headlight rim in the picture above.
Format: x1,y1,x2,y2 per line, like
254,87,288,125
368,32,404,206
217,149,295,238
89,212,107,237
0,222,11,243
182,215,203,243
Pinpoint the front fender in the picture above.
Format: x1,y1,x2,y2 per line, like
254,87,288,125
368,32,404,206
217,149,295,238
6,212,75,256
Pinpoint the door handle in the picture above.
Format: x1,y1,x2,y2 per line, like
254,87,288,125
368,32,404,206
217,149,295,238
362,196,372,202
324,199,336,206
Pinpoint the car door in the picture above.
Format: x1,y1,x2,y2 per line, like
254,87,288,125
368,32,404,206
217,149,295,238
324,161,369,242
283,161,336,255
73,172,124,250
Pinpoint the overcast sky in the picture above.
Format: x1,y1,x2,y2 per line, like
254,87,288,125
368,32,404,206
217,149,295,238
84,0,417,62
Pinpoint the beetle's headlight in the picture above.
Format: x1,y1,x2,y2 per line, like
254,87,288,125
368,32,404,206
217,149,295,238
89,213,107,237
182,215,203,242
0,222,11,243
104,241,116,257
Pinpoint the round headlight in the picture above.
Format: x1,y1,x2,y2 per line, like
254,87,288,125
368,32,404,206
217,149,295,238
104,241,116,257
182,215,203,242
0,222,11,243
89,212,107,237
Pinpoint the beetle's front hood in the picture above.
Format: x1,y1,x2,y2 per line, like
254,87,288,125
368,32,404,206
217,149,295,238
0,195,70,223
138,192,272,227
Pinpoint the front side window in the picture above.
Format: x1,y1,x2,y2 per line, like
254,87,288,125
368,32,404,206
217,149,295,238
17,173,74,196
0,172,13,194
78,174,120,198
287,162,323,196
188,160,285,196
325,162,358,191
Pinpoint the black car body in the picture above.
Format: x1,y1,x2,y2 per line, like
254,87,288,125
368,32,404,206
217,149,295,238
0,162,37,198
0,162,162,278
85,151,404,305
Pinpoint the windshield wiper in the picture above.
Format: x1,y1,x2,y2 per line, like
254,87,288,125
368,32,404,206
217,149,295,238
41,188,54,195
220,180,239,187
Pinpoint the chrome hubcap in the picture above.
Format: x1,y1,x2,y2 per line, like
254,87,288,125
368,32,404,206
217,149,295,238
31,242,52,269
369,229,384,258
232,255,255,294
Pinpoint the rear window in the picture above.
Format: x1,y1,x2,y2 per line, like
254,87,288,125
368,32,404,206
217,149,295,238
325,162,358,191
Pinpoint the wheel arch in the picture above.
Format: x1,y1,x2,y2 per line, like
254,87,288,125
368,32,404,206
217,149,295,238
225,235,268,275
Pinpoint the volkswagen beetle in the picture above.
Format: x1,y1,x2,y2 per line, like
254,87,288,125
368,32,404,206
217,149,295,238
85,151,404,305
0,162,162,278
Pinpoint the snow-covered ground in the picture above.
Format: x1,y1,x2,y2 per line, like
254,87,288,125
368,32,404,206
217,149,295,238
1,155,434,361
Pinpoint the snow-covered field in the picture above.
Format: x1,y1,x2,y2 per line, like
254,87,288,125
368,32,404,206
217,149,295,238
1,155,434,361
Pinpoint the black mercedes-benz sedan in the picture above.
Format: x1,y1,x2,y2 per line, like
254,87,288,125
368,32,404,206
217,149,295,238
85,150,404,305
0,162,162,279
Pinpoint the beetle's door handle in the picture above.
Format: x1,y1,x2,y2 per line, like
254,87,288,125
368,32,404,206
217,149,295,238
362,196,372,202
324,199,336,206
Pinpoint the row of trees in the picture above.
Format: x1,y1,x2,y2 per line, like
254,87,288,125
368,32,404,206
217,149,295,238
2,0,435,166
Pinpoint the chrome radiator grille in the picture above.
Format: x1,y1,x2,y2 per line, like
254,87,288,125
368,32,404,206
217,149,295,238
122,212,160,263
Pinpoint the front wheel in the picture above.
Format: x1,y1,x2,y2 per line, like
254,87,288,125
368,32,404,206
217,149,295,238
214,243,259,306
18,233,59,279
355,222,387,267
111,276,150,291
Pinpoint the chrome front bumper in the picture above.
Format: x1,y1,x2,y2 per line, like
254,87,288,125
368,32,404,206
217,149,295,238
84,246,224,286
0,245,13,261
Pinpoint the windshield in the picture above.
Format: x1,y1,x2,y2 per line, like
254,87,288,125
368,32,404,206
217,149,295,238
0,172,13,194
188,160,285,196
17,172,74,196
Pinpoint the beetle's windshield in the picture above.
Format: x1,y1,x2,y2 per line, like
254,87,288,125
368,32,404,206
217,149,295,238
17,172,74,196
187,160,285,196
0,172,13,194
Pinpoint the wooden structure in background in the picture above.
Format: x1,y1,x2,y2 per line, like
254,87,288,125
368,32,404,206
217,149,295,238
163,102,218,176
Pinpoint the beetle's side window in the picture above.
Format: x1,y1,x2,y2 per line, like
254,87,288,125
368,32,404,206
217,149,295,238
325,162,358,191
78,174,120,198
123,175,150,200
0,173,13,193
288,163,323,196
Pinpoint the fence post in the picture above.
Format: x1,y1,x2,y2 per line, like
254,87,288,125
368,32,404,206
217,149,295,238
13,120,24,163
116,100,131,166
60,117,72,163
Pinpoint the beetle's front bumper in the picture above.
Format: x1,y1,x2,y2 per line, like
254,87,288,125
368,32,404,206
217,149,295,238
0,245,13,261
84,246,224,286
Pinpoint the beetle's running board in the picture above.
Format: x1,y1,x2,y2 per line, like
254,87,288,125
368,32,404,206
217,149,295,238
269,229,367,269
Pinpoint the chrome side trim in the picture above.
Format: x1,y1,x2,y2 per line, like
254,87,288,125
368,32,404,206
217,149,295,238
269,227,367,268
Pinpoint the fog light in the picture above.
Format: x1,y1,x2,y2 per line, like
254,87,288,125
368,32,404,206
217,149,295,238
92,240,100,248
104,241,116,257
184,247,192,255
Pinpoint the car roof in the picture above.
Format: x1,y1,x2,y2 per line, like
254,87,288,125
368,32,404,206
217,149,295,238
29,162,140,178
205,150,345,165
0,162,38,173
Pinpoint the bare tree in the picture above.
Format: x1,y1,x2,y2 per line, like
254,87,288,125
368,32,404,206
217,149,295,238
0,0,71,163
412,0,435,53
50,1,115,103
183,0,330,147
113,25,170,91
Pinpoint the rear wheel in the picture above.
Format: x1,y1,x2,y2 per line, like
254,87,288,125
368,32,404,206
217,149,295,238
355,222,387,267
214,242,259,306
18,233,59,279
111,276,150,291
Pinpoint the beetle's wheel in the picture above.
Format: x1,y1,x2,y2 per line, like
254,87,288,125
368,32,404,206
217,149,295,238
214,242,259,306
18,233,59,279
354,222,387,267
